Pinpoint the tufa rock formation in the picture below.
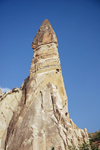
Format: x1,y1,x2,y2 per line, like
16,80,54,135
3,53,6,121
0,19,89,150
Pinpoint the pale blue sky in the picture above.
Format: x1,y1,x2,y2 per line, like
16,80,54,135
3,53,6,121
0,0,100,133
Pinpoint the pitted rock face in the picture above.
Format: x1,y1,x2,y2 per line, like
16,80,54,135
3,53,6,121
31,19,58,49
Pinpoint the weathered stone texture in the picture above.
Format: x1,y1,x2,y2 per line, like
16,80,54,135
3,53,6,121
3,83,89,150
0,19,89,150
0,88,22,150
30,42,68,110
0,89,2,94
31,19,58,49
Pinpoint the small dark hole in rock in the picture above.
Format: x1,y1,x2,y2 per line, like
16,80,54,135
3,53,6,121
56,69,59,72
65,112,68,116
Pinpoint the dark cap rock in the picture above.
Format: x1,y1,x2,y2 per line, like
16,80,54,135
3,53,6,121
31,19,58,49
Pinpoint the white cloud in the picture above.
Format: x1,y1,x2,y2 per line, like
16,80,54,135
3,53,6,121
0,87,11,93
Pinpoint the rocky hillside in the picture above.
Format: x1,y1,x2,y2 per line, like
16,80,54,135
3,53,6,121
89,130,100,149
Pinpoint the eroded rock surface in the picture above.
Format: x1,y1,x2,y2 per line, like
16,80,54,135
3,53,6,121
0,89,2,95
31,19,58,49
0,88,23,150
0,19,89,150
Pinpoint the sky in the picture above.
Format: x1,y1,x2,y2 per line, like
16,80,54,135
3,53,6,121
0,0,100,133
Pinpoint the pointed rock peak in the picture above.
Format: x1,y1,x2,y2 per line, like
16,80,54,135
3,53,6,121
31,19,58,49
42,19,51,24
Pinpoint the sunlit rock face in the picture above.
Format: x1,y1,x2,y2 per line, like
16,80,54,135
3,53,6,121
0,88,23,150
0,20,89,150
0,89,2,94
30,19,68,111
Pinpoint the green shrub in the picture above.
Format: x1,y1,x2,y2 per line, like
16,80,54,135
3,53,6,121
69,141,99,150
68,145,78,150
79,142,90,150
52,140,99,150
91,143,99,150
90,132,100,142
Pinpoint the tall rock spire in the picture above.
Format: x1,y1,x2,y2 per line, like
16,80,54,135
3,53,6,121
30,19,68,112
0,20,89,150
